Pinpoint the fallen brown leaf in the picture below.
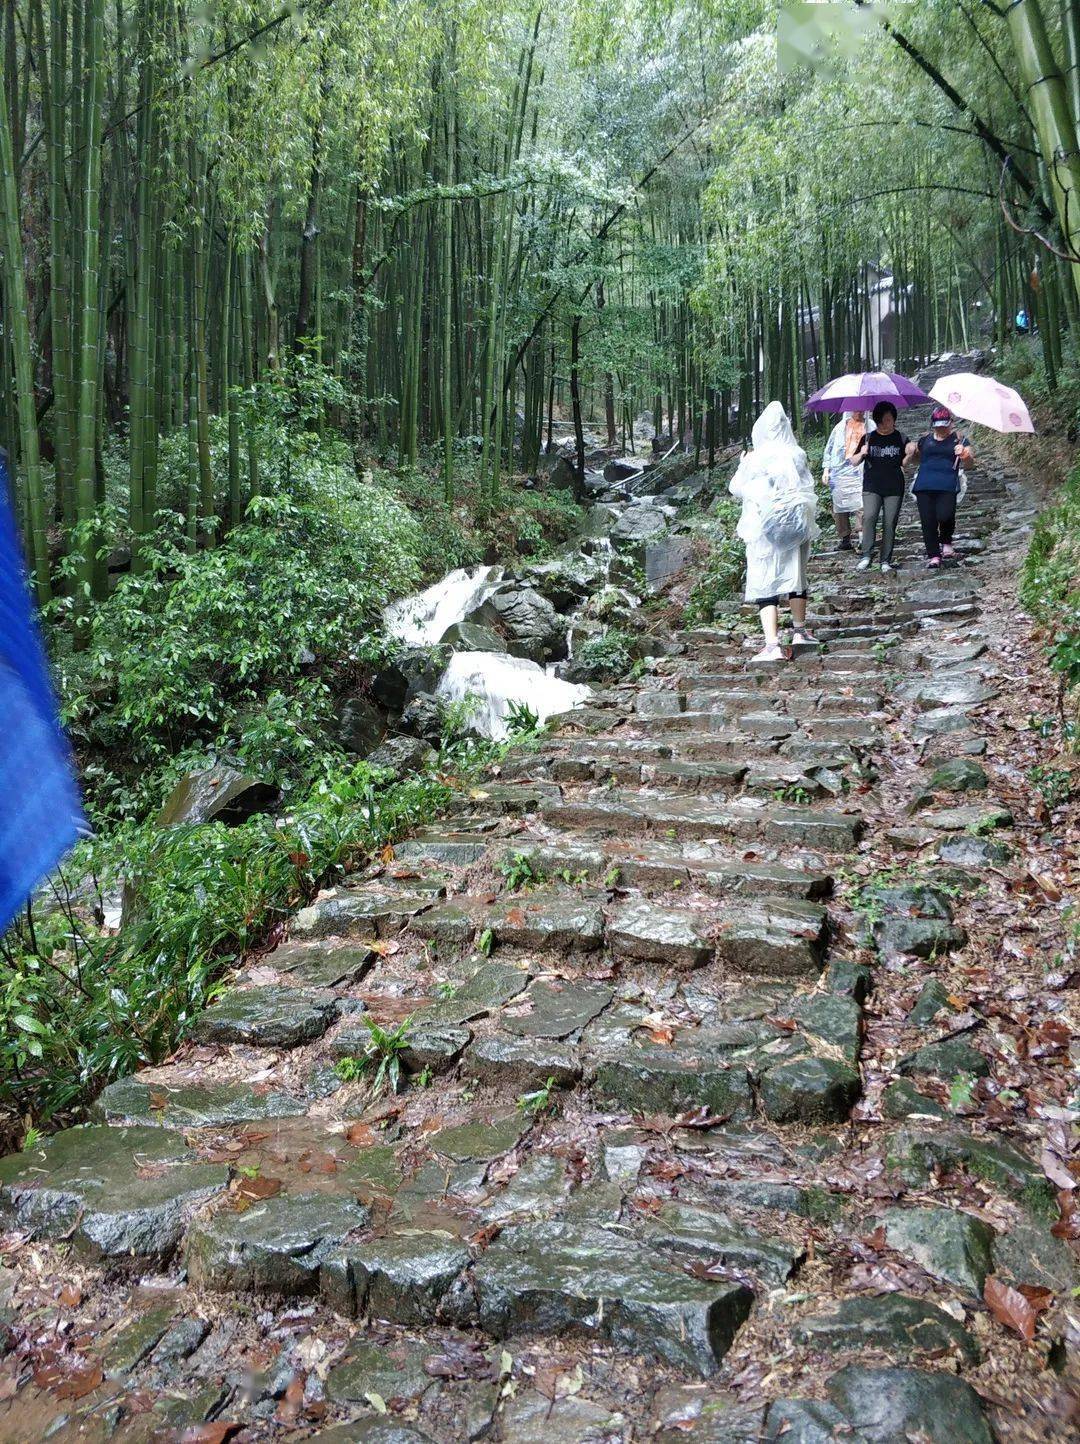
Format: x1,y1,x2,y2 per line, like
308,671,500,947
274,1372,306,1424
177,1425,242,1444
985,1273,1037,1342
1017,1285,1054,1313
236,1174,282,1203
298,1150,338,1176
469,1222,502,1248
48,1363,103,1400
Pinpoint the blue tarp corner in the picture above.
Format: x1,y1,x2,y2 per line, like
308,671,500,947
0,448,87,934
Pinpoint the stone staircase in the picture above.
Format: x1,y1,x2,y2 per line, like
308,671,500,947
0,440,1071,1443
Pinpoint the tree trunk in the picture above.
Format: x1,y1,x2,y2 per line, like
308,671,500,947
1006,0,1080,302
295,117,323,348
73,0,106,627
569,312,586,503
0,49,50,601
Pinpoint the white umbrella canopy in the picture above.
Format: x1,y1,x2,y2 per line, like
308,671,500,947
928,373,1034,434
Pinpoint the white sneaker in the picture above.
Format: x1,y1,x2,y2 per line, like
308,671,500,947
856,557,872,571
880,562,894,574
791,629,817,647
751,643,785,663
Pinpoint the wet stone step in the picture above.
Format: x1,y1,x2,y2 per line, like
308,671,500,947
414,894,605,953
605,898,827,976
635,691,685,716
593,1038,754,1119
757,1055,861,1123
742,765,828,798
0,1125,230,1260
634,710,795,740
874,1205,994,1294
682,688,885,719
322,1232,471,1323
393,833,492,867
400,1022,472,1074
606,901,713,968
555,736,675,760
793,1293,979,1362
467,1032,582,1088
451,781,564,815
291,887,433,939
825,1365,993,1444
799,716,881,745
257,940,376,989
91,1076,311,1130
499,840,832,900
678,662,878,686
666,730,784,760
544,792,863,850
429,1111,529,1165
640,758,749,792
325,1337,434,1410
472,1219,754,1375
777,738,857,770
642,1201,802,1283
186,1193,369,1295
551,754,643,785
888,1124,1053,1206
502,978,612,1038
387,961,531,1030
193,986,338,1048
899,676,998,709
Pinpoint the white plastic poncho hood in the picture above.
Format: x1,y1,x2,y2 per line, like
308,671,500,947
730,401,819,602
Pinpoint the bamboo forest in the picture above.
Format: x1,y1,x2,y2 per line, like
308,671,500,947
1,2,1080,1439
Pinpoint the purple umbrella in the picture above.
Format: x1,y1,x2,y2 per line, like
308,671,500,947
805,370,931,413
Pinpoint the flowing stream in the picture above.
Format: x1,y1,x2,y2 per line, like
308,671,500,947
383,565,505,646
384,531,622,739
435,651,591,740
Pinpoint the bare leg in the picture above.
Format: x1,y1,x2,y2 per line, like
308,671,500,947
790,594,816,646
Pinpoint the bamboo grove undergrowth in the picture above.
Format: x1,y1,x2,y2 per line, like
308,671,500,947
2,0,1080,617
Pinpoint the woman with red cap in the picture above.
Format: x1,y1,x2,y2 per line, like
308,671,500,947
907,407,975,568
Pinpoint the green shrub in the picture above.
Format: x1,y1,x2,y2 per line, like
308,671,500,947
0,759,456,1130
1020,457,1080,708
50,426,425,820
684,496,744,623
575,627,636,680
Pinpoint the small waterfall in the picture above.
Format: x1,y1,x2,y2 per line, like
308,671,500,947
437,651,591,740
384,565,504,646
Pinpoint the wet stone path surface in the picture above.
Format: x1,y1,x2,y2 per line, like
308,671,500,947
2,438,1078,1440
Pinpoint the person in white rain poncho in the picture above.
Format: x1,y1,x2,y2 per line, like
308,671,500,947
822,410,869,550
730,401,820,663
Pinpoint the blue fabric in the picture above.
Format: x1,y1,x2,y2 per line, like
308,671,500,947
0,450,86,934
913,432,960,494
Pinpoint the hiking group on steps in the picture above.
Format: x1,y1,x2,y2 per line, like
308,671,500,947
734,398,977,664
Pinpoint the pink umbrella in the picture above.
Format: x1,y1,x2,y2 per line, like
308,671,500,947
928,373,1034,433
805,370,930,413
